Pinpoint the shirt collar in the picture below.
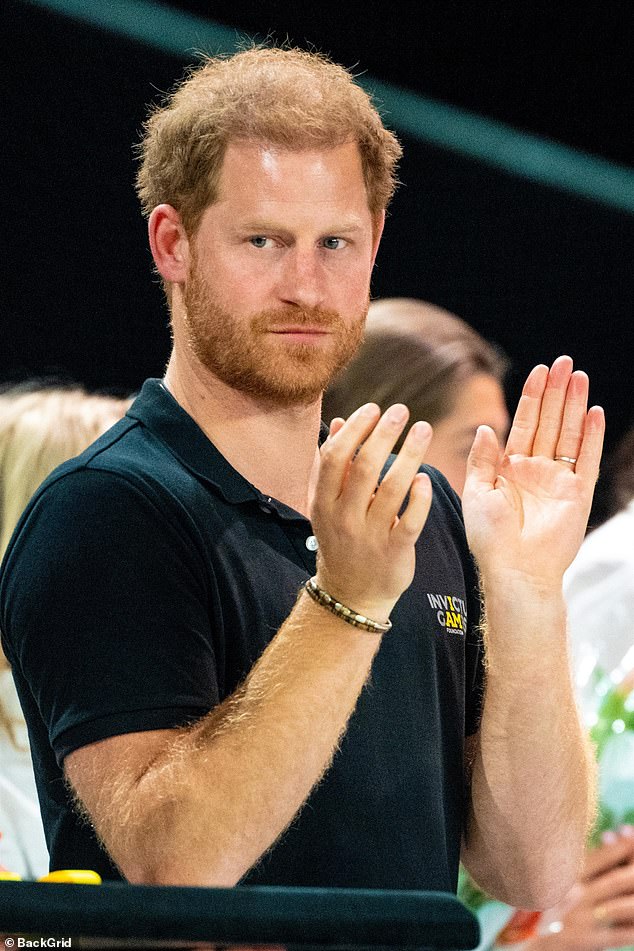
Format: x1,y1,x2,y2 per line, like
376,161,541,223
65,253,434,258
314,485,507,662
126,379,327,517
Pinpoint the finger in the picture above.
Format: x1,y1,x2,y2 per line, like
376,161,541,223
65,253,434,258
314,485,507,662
340,404,411,513
601,827,634,849
504,364,549,456
328,417,345,439
326,417,352,490
591,894,634,927
586,863,634,904
369,421,433,525
390,470,433,547
532,355,574,458
315,403,381,503
464,424,501,492
553,370,589,464
575,405,605,487
584,836,634,882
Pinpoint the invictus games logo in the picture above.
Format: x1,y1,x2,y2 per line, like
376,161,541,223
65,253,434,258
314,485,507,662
426,593,467,635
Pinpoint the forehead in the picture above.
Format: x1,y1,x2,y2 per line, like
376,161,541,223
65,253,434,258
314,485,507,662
214,140,372,219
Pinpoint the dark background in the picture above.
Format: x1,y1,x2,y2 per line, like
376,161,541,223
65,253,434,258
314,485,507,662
2,1,633,492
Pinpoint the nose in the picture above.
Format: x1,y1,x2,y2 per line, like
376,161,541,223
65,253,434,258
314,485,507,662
276,247,326,311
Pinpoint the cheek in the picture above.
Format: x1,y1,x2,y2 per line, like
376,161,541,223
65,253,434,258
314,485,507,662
217,259,274,309
424,445,467,497
346,256,374,289
323,248,374,287
329,267,373,317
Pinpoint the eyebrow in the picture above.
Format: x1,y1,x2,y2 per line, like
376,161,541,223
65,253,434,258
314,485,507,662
237,219,367,235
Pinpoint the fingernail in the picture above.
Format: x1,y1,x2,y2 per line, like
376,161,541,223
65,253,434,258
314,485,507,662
410,421,431,443
385,405,408,425
568,370,588,394
601,830,618,844
359,403,379,417
551,354,573,368
618,824,634,837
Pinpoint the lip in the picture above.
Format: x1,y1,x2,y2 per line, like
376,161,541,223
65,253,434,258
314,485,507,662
269,327,332,335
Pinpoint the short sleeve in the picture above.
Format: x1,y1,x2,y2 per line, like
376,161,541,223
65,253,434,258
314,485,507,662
1,468,218,765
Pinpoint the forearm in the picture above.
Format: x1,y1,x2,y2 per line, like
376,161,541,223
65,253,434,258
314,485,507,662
92,591,382,886
462,576,595,908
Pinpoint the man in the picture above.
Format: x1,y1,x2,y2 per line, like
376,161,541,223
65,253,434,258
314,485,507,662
0,48,604,903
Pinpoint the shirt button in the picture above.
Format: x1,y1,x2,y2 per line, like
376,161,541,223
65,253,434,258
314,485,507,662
305,535,319,552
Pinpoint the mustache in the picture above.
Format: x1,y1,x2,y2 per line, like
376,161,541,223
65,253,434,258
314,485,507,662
250,307,343,331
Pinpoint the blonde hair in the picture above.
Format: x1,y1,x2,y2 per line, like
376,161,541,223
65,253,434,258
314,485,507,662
136,46,402,236
0,387,130,560
323,298,509,451
0,385,131,720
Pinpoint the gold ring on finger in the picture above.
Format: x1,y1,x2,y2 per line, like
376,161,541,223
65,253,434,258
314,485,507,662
593,904,612,927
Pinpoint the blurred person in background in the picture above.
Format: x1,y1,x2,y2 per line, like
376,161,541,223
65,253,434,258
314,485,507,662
0,384,131,878
323,297,511,497
566,425,634,694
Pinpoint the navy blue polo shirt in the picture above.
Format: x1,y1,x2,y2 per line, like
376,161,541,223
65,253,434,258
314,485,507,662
0,379,483,888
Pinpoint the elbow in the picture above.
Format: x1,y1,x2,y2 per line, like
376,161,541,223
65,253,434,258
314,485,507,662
498,874,576,912
520,848,585,910
120,852,246,888
513,838,587,910
462,839,584,911
469,869,575,912
502,860,579,911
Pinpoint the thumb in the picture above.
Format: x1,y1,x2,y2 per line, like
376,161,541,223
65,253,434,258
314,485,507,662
328,417,346,439
465,425,501,492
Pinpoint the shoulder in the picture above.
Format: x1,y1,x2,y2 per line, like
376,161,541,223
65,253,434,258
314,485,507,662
424,464,464,520
418,463,468,549
7,413,206,550
0,429,210,655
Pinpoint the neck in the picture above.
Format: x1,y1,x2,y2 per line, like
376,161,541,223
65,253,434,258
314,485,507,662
164,349,322,517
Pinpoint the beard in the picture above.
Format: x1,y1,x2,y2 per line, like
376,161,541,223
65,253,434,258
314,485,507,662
182,261,368,407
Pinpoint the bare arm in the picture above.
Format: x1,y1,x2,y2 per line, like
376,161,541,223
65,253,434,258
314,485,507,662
461,357,605,909
65,404,433,886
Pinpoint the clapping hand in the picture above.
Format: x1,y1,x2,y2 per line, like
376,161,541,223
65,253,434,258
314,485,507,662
312,404,433,622
462,355,605,583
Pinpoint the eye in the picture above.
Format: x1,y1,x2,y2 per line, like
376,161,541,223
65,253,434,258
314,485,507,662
250,236,272,249
322,236,346,250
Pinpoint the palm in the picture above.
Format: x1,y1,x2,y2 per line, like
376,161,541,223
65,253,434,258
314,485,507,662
466,455,590,577
463,357,604,585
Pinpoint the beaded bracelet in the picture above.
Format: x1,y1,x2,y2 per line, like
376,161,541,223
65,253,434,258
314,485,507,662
303,576,392,634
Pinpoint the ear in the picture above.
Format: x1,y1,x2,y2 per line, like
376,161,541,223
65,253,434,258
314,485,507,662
148,204,190,284
370,210,386,268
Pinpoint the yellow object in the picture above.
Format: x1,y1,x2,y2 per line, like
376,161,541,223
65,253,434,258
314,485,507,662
0,871,22,881
38,869,102,884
